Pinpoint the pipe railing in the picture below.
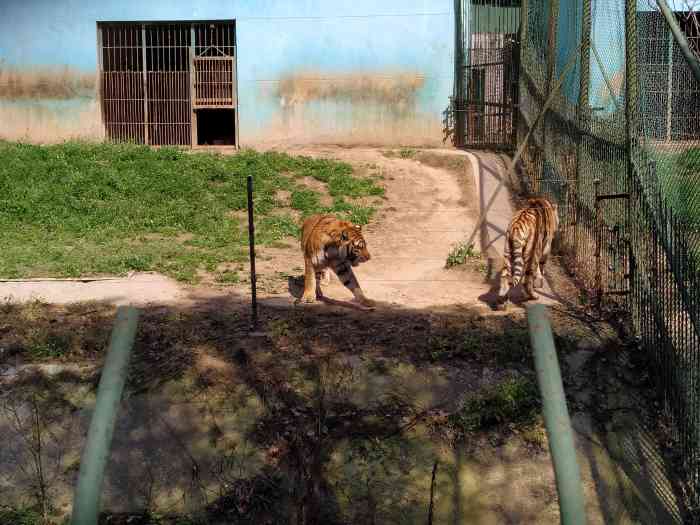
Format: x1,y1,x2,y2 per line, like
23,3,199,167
527,303,586,525
71,306,140,525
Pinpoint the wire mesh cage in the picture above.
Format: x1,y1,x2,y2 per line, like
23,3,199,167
509,0,700,510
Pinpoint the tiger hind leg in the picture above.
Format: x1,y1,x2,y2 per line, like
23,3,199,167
496,237,515,308
497,266,512,308
315,270,326,299
523,273,539,300
535,245,551,289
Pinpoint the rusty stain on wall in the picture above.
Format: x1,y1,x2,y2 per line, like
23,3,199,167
0,63,96,99
275,70,426,111
251,70,442,146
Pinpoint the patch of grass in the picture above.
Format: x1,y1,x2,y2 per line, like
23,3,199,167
27,333,72,359
215,270,240,285
399,148,417,159
0,506,42,525
448,377,540,434
0,142,383,282
652,148,700,231
445,243,480,268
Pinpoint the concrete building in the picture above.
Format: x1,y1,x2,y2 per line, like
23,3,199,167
0,0,454,147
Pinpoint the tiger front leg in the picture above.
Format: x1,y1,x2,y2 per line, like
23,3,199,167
332,260,375,309
299,257,318,303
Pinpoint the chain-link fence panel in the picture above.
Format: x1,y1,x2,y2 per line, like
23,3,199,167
516,0,700,512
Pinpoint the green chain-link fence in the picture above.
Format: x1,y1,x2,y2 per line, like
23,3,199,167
512,0,700,511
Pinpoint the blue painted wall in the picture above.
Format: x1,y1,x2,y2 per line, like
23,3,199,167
0,0,455,145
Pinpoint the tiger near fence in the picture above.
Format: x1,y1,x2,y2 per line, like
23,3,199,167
497,197,559,309
299,214,376,309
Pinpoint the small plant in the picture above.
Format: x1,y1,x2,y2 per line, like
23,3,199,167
520,416,548,450
445,243,480,268
399,148,417,159
215,270,239,284
448,377,540,435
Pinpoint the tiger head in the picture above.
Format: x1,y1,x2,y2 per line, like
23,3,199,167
338,224,370,267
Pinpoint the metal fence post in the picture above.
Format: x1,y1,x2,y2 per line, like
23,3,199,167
71,306,140,525
575,0,592,257
527,303,586,525
247,175,258,329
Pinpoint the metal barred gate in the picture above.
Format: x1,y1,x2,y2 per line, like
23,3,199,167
97,20,239,148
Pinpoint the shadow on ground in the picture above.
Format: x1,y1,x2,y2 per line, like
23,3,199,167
0,286,692,524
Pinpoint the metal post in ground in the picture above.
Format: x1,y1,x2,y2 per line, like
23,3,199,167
594,179,603,318
246,175,259,331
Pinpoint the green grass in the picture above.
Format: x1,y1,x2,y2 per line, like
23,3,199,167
0,141,384,282
445,242,480,268
0,507,42,525
652,147,700,231
448,377,540,434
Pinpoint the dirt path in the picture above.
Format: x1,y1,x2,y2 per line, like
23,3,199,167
288,147,485,308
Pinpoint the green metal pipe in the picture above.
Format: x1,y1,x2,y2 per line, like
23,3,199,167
527,303,586,525
656,0,700,85
71,306,140,525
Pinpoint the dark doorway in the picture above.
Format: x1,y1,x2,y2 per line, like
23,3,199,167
196,109,236,146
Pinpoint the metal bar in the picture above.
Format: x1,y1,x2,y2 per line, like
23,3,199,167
453,0,466,146
590,43,622,113
575,0,592,254
71,306,140,525
666,26,674,142
526,304,586,525
190,25,197,147
96,24,105,140
247,176,258,328
233,44,239,147
656,0,700,85
626,0,640,322
596,193,630,201
594,179,603,316
141,25,149,145
465,42,583,249
543,0,560,161
603,290,631,296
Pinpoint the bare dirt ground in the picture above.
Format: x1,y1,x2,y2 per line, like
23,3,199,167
0,147,688,524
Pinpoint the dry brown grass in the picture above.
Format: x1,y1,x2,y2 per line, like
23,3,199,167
0,62,96,99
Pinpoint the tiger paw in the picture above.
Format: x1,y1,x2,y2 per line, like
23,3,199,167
360,298,376,309
299,293,317,304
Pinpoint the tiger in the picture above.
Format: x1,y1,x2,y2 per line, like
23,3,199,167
298,213,375,308
497,196,559,307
